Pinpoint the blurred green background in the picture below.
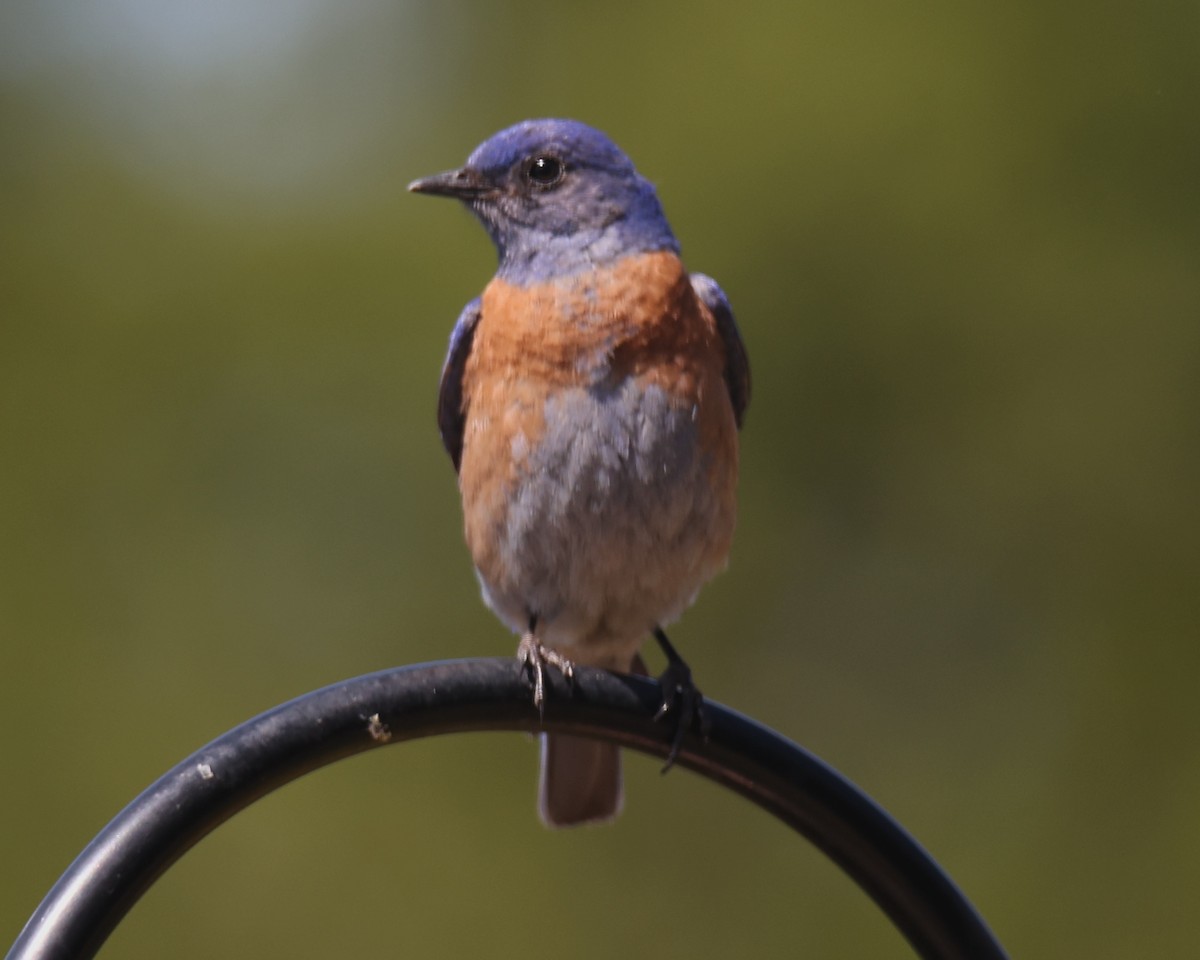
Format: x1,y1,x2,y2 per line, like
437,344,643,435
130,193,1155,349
2,1,1197,956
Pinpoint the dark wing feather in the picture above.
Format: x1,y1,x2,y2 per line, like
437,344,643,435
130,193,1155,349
437,298,482,472
691,273,750,428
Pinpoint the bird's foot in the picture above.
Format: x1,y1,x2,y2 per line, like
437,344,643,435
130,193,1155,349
652,628,710,772
516,632,574,717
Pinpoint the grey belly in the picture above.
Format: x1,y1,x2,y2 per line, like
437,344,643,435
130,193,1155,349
477,381,728,659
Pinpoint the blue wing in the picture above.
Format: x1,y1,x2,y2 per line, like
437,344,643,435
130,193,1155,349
691,274,750,428
437,297,482,472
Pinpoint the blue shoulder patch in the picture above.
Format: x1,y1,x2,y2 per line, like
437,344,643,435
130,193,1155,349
691,273,750,429
437,298,482,471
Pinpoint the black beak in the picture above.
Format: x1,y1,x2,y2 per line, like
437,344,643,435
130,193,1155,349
408,166,494,199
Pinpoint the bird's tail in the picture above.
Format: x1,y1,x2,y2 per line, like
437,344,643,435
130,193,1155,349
538,734,622,828
536,651,649,828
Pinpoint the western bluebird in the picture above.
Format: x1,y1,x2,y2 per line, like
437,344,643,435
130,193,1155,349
410,118,749,827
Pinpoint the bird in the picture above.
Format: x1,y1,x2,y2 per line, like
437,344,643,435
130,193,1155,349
409,118,749,827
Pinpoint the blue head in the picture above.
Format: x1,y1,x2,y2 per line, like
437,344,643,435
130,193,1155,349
410,119,679,284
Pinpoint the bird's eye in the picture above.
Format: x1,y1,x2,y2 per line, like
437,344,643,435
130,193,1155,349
526,155,564,187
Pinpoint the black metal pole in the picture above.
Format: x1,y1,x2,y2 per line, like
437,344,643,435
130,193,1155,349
6,658,1007,960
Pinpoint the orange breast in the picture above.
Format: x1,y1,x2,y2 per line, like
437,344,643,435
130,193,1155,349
463,249,730,446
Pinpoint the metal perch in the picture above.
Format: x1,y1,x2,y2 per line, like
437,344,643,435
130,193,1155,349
6,658,1008,960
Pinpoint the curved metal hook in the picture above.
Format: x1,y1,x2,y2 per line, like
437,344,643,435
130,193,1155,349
6,658,1007,960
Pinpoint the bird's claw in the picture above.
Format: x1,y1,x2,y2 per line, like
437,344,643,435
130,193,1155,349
652,629,709,772
517,633,574,717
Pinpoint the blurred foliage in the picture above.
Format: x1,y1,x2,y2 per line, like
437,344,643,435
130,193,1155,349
2,0,1198,957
